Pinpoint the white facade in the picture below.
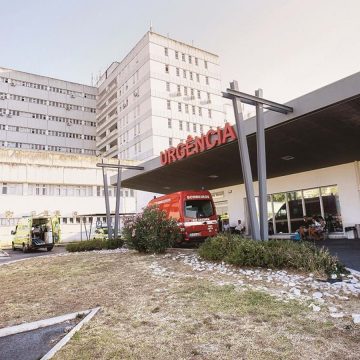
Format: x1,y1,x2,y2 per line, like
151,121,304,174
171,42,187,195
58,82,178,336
0,149,136,245
211,162,360,237
0,67,97,155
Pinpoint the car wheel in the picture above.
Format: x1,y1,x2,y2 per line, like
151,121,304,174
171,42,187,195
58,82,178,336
12,242,16,251
47,246,53,252
22,244,28,253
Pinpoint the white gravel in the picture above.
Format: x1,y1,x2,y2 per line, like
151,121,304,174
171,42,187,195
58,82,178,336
156,252,360,323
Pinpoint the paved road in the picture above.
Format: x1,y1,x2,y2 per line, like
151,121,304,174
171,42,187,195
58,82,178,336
318,238,360,272
0,246,66,264
0,320,76,360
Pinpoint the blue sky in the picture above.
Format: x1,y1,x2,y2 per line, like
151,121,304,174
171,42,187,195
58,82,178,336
1,0,359,102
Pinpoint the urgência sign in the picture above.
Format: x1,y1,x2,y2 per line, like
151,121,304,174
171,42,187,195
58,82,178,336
160,122,237,166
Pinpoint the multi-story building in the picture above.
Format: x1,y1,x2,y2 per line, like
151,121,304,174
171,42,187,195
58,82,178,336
0,31,230,244
0,67,97,155
96,31,228,162
0,68,136,245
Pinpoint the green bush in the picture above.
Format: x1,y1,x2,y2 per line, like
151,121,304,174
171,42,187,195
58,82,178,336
122,206,181,253
198,234,348,276
66,237,123,252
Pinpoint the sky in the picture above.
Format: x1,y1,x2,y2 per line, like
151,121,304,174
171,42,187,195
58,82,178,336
0,0,359,103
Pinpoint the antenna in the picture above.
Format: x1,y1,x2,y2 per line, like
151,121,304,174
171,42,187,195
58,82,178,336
150,20,153,32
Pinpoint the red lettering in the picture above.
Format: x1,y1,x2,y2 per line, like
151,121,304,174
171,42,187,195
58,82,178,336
194,136,206,153
168,147,176,163
176,143,186,159
160,151,168,165
222,122,237,144
205,129,217,149
185,136,196,157
216,127,223,145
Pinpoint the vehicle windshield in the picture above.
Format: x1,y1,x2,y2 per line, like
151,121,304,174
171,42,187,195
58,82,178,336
184,200,214,218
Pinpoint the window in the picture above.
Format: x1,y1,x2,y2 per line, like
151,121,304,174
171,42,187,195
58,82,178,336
164,47,168,56
167,100,171,110
166,82,170,91
204,60,208,69
62,218,68,224
196,73,200,82
184,87,188,96
168,118,172,129
186,122,190,131
197,90,201,99
176,68,180,76
165,64,169,74
188,55,192,64
183,69,186,78
182,53,185,61
1,183,7,195
193,123,197,132
190,72,193,81
200,124,204,134
198,107,202,116
206,76,209,85
190,88,194,97
179,120,183,130
185,104,189,113
175,51,179,59
192,105,196,115
177,84,181,95
169,138,173,146
178,103,182,112
208,109,212,118
195,57,198,66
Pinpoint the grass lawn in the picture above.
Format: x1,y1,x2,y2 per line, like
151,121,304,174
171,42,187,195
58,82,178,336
0,250,359,359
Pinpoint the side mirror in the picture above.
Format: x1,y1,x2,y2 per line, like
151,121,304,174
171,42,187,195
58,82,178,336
11,230,15,235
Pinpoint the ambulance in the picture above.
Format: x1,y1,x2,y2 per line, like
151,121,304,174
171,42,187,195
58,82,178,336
11,215,61,252
148,190,218,242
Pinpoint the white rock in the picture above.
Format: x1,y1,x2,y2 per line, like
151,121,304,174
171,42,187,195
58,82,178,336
312,292,323,299
351,314,360,324
309,303,321,312
330,312,345,318
328,307,338,313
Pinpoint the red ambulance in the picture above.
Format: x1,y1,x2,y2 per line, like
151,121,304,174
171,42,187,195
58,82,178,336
148,190,218,242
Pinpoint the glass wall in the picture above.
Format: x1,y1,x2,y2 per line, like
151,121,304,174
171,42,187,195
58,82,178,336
248,185,343,235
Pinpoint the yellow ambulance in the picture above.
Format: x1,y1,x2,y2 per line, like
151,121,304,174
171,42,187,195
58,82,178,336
11,216,61,252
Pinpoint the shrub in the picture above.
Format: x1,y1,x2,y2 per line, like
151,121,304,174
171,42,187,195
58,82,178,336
198,234,348,277
122,206,181,253
66,237,123,252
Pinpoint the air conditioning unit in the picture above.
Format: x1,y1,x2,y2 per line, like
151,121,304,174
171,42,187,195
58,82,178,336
0,95,6,100
10,82,16,87
70,94,75,98
66,121,72,126
65,106,71,111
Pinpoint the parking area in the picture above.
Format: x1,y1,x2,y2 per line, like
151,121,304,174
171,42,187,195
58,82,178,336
0,246,66,265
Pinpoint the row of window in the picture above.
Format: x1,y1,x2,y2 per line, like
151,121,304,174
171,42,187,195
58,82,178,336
0,140,96,155
166,82,211,102
0,92,96,113
166,100,212,117
0,107,96,127
0,76,96,99
0,183,135,198
0,124,95,140
168,119,209,133
164,65,210,85
164,48,208,69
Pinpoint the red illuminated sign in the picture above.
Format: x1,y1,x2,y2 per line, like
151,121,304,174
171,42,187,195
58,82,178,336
160,122,237,166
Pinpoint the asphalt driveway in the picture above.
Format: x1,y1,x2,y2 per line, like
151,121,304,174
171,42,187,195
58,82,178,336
318,238,360,272
0,246,66,265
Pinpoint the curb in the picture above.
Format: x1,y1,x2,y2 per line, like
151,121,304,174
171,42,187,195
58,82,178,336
0,307,100,360
41,307,100,360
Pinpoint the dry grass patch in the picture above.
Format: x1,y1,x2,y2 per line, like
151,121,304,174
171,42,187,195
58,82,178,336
0,251,359,359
